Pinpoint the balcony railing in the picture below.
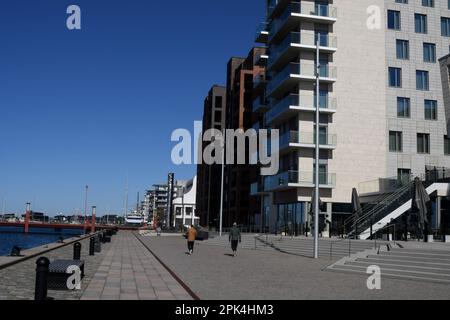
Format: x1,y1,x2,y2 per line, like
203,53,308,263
252,96,268,113
253,73,267,89
279,131,337,150
268,32,337,68
269,2,337,40
255,22,269,43
264,170,336,191
267,62,337,95
266,94,337,124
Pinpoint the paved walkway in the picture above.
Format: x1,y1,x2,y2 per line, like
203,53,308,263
0,235,105,300
139,235,450,300
80,232,192,300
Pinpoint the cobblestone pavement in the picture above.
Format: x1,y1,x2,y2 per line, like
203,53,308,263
0,235,106,300
80,232,192,300
139,235,450,300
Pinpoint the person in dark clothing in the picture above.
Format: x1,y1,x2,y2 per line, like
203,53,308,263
229,222,241,257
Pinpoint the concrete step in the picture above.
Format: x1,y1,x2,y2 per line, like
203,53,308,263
347,260,450,275
357,257,450,269
368,254,450,263
339,263,450,280
328,265,450,284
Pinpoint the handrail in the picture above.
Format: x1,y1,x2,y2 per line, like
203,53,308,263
329,237,351,261
344,179,414,237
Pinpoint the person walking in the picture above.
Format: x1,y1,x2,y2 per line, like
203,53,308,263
186,225,197,255
229,222,241,257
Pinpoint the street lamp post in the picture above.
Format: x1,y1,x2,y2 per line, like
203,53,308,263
313,38,321,259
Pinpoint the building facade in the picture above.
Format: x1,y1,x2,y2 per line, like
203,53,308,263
250,0,450,234
173,176,199,227
223,48,267,227
196,85,227,228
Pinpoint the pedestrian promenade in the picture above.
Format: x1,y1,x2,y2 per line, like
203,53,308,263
139,234,450,300
81,232,192,300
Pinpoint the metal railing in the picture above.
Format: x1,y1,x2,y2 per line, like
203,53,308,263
329,238,352,261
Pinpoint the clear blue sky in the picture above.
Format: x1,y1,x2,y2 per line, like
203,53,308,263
0,0,264,216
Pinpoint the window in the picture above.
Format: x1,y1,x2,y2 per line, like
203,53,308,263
389,131,403,152
388,10,401,30
444,136,450,155
397,97,410,118
214,110,222,122
396,0,408,3
416,70,429,90
424,100,437,120
215,96,223,108
423,43,436,63
442,17,450,37
389,67,402,87
415,14,427,34
422,0,434,7
398,169,411,185
417,133,430,154
396,40,409,60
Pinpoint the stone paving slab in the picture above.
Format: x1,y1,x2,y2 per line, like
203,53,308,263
0,235,106,300
80,232,192,300
138,235,450,300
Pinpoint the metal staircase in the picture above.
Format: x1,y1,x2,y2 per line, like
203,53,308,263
345,171,450,240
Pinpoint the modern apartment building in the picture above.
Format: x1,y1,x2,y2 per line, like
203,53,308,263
251,0,450,235
196,85,227,228
223,48,267,227
173,176,199,227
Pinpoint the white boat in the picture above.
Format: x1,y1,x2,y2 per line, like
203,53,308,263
125,211,147,225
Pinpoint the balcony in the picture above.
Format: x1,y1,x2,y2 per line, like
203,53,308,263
253,72,267,95
255,51,269,67
278,131,337,154
250,182,268,196
268,32,337,71
266,94,337,125
255,22,269,44
264,170,336,191
253,96,269,113
269,2,337,43
267,62,337,98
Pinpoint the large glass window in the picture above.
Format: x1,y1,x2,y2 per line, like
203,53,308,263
389,131,403,152
398,169,411,185
424,100,437,120
389,67,402,87
416,70,429,90
422,0,434,7
417,133,430,154
444,136,450,155
415,14,428,34
397,40,409,60
423,43,436,63
442,17,450,37
397,97,410,118
388,10,401,30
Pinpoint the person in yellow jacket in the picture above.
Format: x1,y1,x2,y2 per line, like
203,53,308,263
186,225,197,255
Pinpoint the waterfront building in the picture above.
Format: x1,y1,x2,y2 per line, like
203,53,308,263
249,0,450,238
173,176,199,228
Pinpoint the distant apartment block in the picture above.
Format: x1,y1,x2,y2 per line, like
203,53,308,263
196,85,227,228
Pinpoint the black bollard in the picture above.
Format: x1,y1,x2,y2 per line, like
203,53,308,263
73,242,82,260
89,237,95,256
35,257,50,301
